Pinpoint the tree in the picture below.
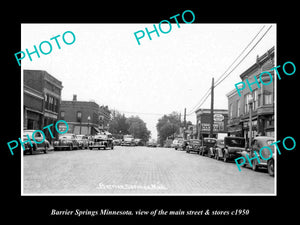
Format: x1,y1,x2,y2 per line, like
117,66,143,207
156,112,181,145
108,110,129,136
126,116,151,142
108,112,151,142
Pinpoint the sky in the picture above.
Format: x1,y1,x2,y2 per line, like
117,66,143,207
21,23,276,139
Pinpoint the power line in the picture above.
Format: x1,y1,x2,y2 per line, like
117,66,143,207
214,25,266,86
214,25,273,88
187,87,211,115
187,25,273,115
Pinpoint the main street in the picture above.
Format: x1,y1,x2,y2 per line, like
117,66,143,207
23,146,274,195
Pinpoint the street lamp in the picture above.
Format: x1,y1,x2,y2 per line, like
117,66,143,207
248,95,254,148
87,115,91,135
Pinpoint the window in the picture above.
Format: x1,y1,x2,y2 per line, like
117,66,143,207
229,103,233,119
236,99,240,117
253,90,258,110
244,94,250,114
264,93,272,105
60,111,65,119
258,93,262,107
77,111,82,122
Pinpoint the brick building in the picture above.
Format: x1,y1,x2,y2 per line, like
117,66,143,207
99,105,111,130
195,108,228,139
227,46,275,139
23,70,63,140
60,95,102,135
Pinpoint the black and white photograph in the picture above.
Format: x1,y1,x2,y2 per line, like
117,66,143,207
21,23,276,195
2,5,298,224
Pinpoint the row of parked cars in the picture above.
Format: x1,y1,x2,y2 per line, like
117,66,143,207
23,130,114,155
173,136,274,176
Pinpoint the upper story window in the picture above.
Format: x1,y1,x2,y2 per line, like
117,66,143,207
253,90,258,111
77,111,82,122
229,103,233,119
264,93,272,105
60,111,65,119
236,99,240,117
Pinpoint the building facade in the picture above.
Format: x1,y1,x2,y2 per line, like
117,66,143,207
99,105,111,130
227,46,275,139
23,70,63,140
195,108,228,139
60,95,102,135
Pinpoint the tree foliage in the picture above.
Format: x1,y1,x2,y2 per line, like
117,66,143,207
108,110,150,142
156,112,181,145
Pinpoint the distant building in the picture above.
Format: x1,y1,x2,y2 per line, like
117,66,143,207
99,105,111,130
60,95,102,135
195,108,228,139
23,70,63,141
227,46,275,139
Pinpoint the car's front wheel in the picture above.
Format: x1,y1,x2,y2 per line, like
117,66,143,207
252,159,258,171
223,153,228,162
267,158,274,176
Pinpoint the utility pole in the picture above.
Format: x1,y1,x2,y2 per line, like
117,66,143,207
210,77,214,138
183,108,186,139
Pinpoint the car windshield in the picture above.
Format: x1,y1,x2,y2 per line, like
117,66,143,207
225,138,245,147
59,134,74,139
76,135,87,140
204,139,216,143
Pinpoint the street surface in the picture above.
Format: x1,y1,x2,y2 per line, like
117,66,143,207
23,146,275,195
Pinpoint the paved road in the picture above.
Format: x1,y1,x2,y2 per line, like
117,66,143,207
23,146,275,195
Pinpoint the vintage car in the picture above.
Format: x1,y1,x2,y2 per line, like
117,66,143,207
113,139,122,146
89,132,114,150
222,137,245,162
23,130,50,155
240,136,275,176
54,133,80,150
186,139,201,154
172,138,183,149
176,140,189,151
121,135,135,146
213,139,225,160
76,134,89,149
199,138,216,156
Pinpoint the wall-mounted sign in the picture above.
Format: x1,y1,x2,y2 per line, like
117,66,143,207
214,114,224,122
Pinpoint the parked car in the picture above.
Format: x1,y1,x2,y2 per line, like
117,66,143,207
54,133,80,150
89,133,114,150
147,141,157,147
177,140,189,151
240,136,275,176
199,138,216,156
23,130,50,155
76,135,89,149
121,135,135,146
186,139,201,154
213,139,225,160
113,139,122,146
222,137,245,162
172,138,183,149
